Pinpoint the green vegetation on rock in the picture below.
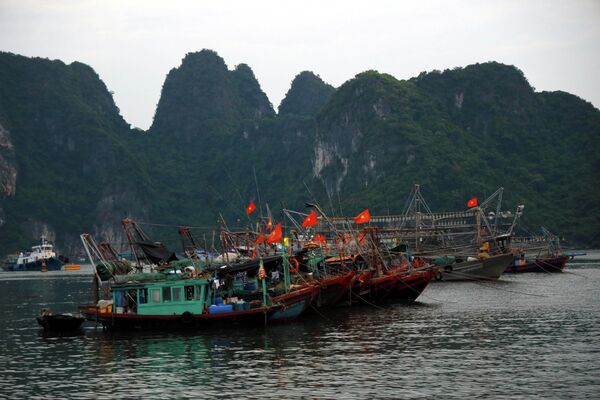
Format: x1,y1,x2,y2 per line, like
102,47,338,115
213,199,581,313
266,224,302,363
0,51,598,257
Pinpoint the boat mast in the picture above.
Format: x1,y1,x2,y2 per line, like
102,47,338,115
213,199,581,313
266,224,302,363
80,233,110,303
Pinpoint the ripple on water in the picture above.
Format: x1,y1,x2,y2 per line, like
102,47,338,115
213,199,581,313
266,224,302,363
1,266,600,398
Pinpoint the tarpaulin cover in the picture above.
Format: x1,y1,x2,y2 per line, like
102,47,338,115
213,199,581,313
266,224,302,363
135,241,178,264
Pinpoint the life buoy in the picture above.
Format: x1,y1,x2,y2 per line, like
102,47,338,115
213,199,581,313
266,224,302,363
289,257,299,274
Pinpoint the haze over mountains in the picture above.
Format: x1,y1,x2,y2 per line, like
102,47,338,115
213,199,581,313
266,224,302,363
0,49,598,256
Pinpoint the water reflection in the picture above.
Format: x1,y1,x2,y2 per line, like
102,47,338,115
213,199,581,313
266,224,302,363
1,264,599,398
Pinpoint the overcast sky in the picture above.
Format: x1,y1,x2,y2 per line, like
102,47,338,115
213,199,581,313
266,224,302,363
1,0,598,129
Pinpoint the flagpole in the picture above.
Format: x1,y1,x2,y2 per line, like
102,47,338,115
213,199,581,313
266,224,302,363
259,258,268,307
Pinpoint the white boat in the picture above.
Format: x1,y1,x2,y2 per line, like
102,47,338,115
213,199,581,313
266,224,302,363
5,236,65,271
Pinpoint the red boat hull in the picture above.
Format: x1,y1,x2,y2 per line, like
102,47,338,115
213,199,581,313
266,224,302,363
387,268,437,301
350,270,403,304
81,305,282,330
505,256,568,273
314,271,356,307
366,273,400,303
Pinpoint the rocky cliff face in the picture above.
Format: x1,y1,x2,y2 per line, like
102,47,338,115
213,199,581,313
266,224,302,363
0,52,151,255
150,50,274,144
312,71,464,198
140,50,281,229
1,52,599,255
311,64,600,244
0,120,16,198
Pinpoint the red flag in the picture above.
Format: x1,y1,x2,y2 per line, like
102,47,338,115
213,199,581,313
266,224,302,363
313,234,326,243
354,209,371,224
302,210,318,228
266,216,272,231
467,197,478,208
246,201,257,215
255,231,265,245
266,223,282,244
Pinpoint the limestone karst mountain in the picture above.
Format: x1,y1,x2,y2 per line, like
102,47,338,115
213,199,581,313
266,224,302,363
0,50,598,256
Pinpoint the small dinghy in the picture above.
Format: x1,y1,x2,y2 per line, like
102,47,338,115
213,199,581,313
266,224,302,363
37,308,85,332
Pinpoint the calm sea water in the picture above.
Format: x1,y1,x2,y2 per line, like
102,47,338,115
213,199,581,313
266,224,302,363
1,252,599,399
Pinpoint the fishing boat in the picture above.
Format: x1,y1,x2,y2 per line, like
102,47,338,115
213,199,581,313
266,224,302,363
81,278,275,330
505,255,569,273
363,270,403,302
5,236,65,271
318,255,392,305
36,308,85,332
314,271,356,307
303,253,357,307
80,229,319,330
318,253,435,304
81,267,318,330
386,267,438,301
433,253,514,281
498,226,570,273
269,282,320,320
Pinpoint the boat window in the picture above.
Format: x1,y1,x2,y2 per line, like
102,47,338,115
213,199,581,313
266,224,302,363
173,287,182,302
185,285,194,301
195,285,203,300
151,289,160,303
138,288,148,304
162,286,171,302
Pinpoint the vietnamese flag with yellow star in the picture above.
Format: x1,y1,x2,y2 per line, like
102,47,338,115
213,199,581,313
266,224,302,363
354,209,371,224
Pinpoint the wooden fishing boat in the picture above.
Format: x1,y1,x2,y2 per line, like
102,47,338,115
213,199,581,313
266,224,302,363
350,270,373,303
81,276,319,330
386,267,437,301
78,240,321,330
434,253,513,281
37,308,85,332
313,271,356,307
504,255,569,273
269,282,320,321
363,270,401,303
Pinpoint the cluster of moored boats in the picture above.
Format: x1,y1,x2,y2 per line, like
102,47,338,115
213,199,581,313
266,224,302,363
31,185,579,333
37,186,577,333
74,219,439,331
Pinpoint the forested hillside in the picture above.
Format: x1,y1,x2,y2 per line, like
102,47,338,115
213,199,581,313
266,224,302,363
0,53,153,255
0,50,598,257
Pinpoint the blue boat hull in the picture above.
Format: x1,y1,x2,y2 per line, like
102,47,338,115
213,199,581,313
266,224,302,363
6,258,64,271
269,285,317,321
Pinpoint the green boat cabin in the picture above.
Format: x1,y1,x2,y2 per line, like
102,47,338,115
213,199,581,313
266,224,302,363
112,278,210,315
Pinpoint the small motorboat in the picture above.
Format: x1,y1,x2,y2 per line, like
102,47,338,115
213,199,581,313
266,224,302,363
36,308,85,332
